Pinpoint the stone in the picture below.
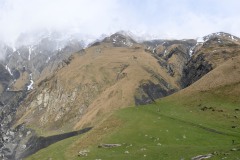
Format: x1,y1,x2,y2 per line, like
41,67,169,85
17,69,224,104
98,144,121,148
231,148,237,151
78,149,90,157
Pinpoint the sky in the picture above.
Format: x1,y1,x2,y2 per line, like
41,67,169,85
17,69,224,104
0,0,240,44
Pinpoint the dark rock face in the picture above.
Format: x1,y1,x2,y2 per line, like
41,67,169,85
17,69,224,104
181,54,213,88
134,39,197,106
144,39,197,82
0,65,12,83
179,32,240,88
0,64,12,92
135,81,176,105
0,90,28,160
3,38,83,83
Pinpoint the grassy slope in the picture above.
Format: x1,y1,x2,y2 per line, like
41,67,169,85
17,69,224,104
26,82,240,160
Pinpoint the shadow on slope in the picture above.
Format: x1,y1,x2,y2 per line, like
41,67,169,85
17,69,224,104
20,127,92,159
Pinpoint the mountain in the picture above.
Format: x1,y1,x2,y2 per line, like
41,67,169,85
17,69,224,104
0,31,240,159
181,32,240,87
0,34,84,159
14,33,181,133
25,43,240,160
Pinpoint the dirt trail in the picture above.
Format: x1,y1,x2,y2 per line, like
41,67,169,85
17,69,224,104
158,112,240,138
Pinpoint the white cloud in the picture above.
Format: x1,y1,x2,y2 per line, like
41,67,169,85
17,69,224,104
0,0,240,45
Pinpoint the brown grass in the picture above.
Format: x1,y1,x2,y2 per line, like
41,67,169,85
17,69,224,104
15,44,179,134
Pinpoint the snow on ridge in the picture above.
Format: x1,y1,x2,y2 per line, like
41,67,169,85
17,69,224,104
197,37,204,43
231,35,239,41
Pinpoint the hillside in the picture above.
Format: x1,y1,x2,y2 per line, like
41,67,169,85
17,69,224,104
1,32,240,159
26,53,240,160
15,38,182,134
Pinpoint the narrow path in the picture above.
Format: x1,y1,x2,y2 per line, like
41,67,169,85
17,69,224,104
158,113,240,138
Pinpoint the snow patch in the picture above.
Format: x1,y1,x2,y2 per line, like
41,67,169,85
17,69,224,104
12,46,16,52
46,57,51,63
5,65,13,76
28,46,32,61
189,47,194,57
231,35,238,41
27,73,34,90
163,50,167,56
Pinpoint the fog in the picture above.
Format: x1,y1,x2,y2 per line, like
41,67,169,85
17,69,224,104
0,0,240,46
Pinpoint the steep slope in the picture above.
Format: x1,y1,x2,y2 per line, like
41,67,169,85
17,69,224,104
15,37,180,134
0,64,12,94
181,32,240,87
185,55,240,92
143,39,197,85
1,37,83,92
0,36,84,159
2,32,240,159
26,49,240,160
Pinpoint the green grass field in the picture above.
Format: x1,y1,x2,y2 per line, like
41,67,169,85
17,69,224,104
26,86,240,160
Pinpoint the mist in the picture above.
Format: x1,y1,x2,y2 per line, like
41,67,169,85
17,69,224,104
0,0,240,46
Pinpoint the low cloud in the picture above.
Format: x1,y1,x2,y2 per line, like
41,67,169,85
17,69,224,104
0,0,240,45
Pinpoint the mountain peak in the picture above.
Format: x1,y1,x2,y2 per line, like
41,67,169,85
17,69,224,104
102,31,136,47
197,32,240,43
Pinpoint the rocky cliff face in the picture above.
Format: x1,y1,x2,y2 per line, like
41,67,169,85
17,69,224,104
0,64,12,94
143,39,197,84
0,36,84,159
1,37,83,91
